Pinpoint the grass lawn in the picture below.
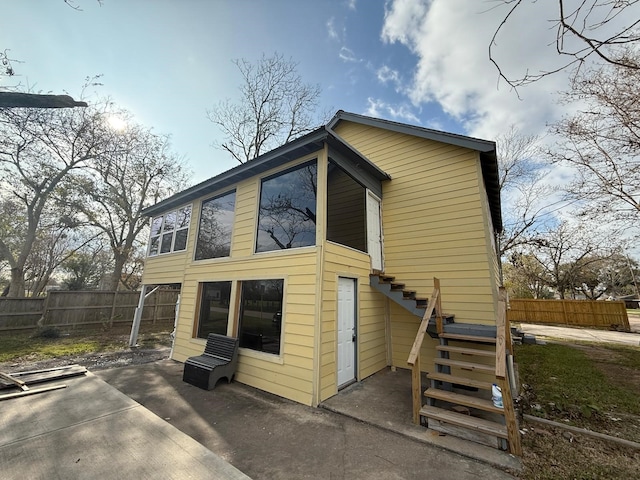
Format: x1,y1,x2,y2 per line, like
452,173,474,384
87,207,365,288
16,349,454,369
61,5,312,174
515,342,640,480
0,327,171,364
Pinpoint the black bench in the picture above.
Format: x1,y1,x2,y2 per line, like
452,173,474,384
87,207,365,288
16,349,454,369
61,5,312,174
182,334,239,390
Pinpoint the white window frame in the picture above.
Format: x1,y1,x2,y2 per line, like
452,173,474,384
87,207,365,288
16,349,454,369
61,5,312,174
148,204,192,257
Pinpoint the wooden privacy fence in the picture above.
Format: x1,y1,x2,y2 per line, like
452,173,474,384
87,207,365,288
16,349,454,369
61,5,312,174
507,298,630,332
0,289,179,334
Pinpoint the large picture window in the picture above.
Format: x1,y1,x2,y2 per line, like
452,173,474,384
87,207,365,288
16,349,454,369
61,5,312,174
326,161,367,252
195,190,236,260
256,161,317,253
238,279,283,355
196,281,232,339
148,205,192,256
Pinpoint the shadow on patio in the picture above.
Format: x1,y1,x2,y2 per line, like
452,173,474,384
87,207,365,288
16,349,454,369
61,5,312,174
320,367,520,471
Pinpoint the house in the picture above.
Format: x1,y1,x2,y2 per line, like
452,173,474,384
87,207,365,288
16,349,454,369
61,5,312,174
140,111,503,409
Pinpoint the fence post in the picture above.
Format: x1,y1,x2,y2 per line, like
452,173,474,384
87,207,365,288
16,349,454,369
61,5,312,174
38,292,52,328
153,290,158,325
109,291,118,328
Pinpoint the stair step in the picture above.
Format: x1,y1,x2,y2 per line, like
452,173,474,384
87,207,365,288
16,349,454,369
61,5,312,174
434,358,494,373
420,405,508,439
378,275,395,283
436,345,495,357
415,298,429,307
427,372,493,391
402,290,416,299
440,333,496,344
390,283,405,290
424,388,505,414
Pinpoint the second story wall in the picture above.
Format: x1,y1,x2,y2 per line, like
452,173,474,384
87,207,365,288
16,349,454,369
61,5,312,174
333,121,498,325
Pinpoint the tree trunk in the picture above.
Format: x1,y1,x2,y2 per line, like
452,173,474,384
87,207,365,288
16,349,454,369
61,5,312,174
108,254,127,291
8,267,26,298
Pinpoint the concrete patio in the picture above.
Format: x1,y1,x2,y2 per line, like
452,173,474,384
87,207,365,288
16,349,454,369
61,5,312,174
96,360,517,479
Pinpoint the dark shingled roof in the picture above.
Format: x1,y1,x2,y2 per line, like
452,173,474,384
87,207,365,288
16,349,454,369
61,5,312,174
0,92,88,108
143,110,502,233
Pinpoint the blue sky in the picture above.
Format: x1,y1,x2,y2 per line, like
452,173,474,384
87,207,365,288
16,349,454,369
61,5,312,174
2,0,637,190
3,0,426,182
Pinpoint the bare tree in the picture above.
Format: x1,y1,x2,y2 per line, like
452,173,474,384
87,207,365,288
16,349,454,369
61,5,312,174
68,117,190,290
503,253,554,298
207,53,324,163
490,0,640,87
510,221,616,298
0,101,113,297
549,54,640,225
61,245,111,291
495,126,557,256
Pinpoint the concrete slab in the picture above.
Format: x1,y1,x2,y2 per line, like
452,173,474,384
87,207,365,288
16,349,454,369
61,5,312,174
516,322,640,347
321,367,522,472
96,360,516,480
0,372,250,480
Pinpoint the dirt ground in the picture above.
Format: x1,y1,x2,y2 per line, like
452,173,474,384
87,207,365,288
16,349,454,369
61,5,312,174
0,333,171,373
518,340,640,479
628,311,640,333
3,329,640,479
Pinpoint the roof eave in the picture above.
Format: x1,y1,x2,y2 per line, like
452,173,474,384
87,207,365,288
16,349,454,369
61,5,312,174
142,126,390,218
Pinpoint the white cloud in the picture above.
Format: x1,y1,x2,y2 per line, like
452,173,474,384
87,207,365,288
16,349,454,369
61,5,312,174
376,65,403,92
327,17,339,40
365,97,421,124
347,0,357,11
380,0,579,141
339,46,360,63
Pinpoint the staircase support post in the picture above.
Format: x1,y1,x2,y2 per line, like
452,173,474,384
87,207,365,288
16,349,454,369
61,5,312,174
411,354,422,424
434,277,443,335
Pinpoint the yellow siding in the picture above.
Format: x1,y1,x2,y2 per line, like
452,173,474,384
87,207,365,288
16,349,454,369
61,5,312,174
334,121,499,371
154,151,324,407
318,242,388,402
144,119,500,404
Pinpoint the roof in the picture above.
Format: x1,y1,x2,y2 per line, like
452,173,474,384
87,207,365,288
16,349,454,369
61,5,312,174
142,126,390,217
144,110,502,233
327,111,502,232
0,92,88,108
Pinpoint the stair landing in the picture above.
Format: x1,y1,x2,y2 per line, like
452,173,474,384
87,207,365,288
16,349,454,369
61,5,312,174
320,367,521,471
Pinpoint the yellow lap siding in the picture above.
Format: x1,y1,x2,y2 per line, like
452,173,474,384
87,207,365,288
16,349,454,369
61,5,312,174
172,247,318,406
334,121,498,329
318,242,388,402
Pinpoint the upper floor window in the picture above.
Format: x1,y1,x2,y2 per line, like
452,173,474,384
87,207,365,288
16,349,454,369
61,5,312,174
326,161,367,252
148,205,192,256
195,190,236,260
256,160,317,253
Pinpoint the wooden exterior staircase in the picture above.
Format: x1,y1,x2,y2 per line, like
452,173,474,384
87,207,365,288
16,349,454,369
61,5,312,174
369,274,454,322
408,283,522,455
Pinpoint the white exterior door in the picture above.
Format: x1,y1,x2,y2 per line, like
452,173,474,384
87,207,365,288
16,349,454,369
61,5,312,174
366,192,384,271
337,277,356,387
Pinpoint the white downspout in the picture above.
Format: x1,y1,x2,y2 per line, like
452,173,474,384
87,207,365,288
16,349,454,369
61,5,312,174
169,293,181,359
129,285,161,347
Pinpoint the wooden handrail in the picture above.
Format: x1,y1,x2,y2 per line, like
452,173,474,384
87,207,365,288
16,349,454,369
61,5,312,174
495,298,507,380
495,288,522,456
407,287,440,366
407,278,441,424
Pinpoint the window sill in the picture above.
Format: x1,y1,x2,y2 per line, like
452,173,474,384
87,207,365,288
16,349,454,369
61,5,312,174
239,347,284,365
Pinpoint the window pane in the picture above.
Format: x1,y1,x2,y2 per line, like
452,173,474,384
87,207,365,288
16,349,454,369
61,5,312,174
174,229,188,251
176,206,192,229
256,161,317,253
149,236,160,256
197,282,232,339
326,162,367,252
195,191,236,260
164,211,176,231
150,217,163,236
238,280,283,355
160,232,173,253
